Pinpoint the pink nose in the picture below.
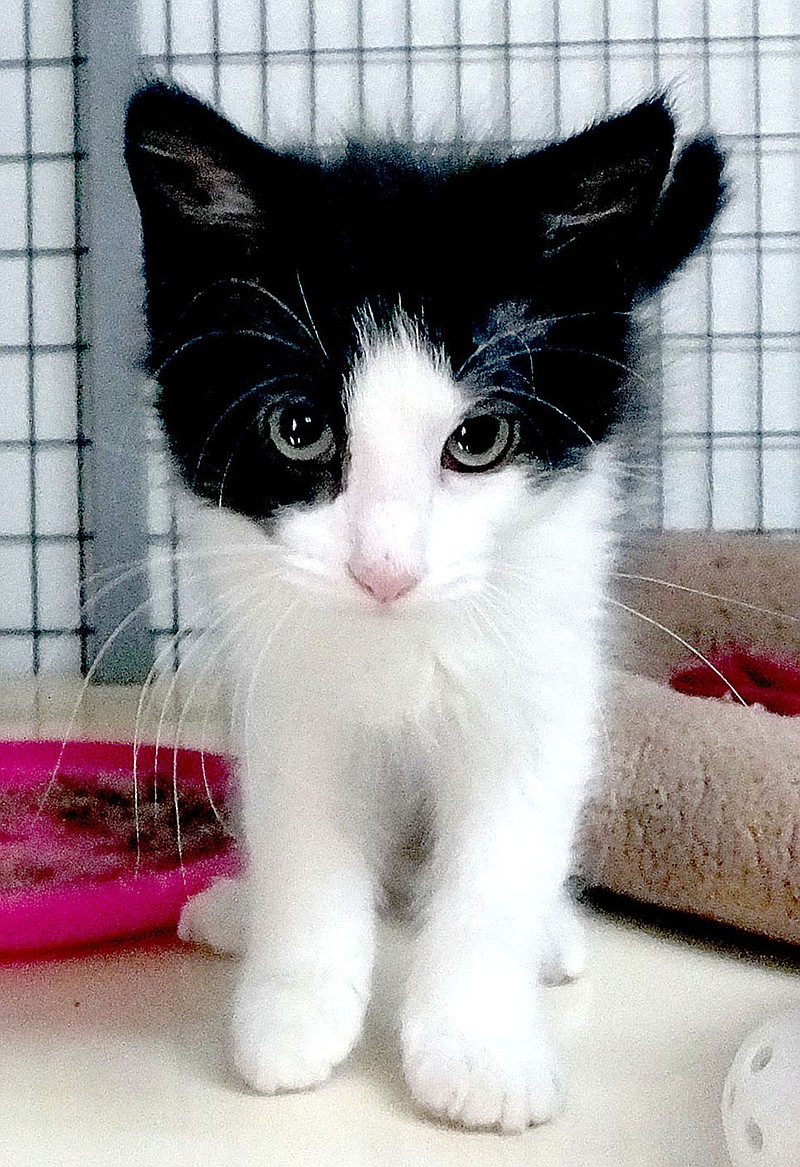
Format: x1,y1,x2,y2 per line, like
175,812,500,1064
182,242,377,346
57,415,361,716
348,563,420,604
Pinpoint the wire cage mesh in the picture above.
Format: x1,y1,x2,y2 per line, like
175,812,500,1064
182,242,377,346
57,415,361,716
0,0,798,679
0,0,88,679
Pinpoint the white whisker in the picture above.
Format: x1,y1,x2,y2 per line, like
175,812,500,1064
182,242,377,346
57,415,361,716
150,574,287,799
37,594,163,819
606,597,748,707
217,414,264,508
191,372,308,489
297,273,329,360
486,565,748,706
154,328,304,378
180,276,325,358
238,596,305,759
454,310,635,381
469,592,527,667
132,626,193,871
163,579,288,833
81,544,278,612
612,571,800,626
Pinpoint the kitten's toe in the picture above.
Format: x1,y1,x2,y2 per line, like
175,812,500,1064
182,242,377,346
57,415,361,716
539,897,586,986
178,877,246,955
231,972,366,1093
403,1020,562,1132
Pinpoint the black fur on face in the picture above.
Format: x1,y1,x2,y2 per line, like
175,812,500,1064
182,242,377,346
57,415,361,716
125,82,725,522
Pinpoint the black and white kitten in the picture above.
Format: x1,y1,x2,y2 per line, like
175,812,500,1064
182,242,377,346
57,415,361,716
125,84,724,1131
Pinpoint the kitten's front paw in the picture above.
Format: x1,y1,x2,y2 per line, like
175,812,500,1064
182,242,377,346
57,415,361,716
231,971,366,1094
402,1012,562,1132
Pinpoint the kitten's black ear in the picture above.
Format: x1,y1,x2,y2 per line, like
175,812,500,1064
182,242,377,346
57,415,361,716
125,81,262,231
637,133,726,294
527,96,725,295
536,98,678,249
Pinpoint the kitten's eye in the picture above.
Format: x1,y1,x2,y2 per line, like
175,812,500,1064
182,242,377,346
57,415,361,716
268,402,335,463
442,412,520,473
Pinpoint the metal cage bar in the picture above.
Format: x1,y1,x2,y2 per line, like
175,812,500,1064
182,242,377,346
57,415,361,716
76,0,154,682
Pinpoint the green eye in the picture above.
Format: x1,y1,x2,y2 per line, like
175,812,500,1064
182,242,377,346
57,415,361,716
442,412,520,472
268,402,335,463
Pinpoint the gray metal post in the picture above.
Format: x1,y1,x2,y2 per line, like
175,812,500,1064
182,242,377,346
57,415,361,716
76,0,154,683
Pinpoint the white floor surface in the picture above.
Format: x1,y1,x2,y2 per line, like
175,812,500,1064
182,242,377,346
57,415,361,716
1,684,798,1166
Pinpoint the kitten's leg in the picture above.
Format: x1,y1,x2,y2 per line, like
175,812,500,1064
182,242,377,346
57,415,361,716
230,730,376,1094
401,740,586,1132
539,891,586,986
178,876,246,955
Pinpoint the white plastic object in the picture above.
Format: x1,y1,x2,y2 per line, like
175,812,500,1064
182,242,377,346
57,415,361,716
723,1004,800,1166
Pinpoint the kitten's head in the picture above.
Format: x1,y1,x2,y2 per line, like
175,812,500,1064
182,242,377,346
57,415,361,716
125,84,724,610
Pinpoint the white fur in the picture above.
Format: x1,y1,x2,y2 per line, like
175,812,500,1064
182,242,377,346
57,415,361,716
180,323,617,1131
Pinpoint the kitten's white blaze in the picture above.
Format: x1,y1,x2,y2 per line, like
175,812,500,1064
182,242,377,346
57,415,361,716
344,329,465,602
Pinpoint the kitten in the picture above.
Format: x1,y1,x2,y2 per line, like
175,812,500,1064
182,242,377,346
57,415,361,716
125,83,724,1131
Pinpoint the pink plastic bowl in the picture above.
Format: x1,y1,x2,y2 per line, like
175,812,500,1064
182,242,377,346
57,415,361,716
0,739,241,955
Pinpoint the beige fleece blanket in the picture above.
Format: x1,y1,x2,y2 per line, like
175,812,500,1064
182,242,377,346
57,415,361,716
576,533,800,945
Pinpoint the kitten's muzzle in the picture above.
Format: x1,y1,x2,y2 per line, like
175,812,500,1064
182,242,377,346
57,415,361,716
346,498,426,604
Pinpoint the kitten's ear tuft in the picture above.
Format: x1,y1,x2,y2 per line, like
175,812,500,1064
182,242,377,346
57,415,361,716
125,82,260,230
538,97,679,252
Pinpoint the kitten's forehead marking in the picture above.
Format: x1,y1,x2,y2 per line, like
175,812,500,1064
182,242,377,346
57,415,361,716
342,321,469,582
346,321,466,477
